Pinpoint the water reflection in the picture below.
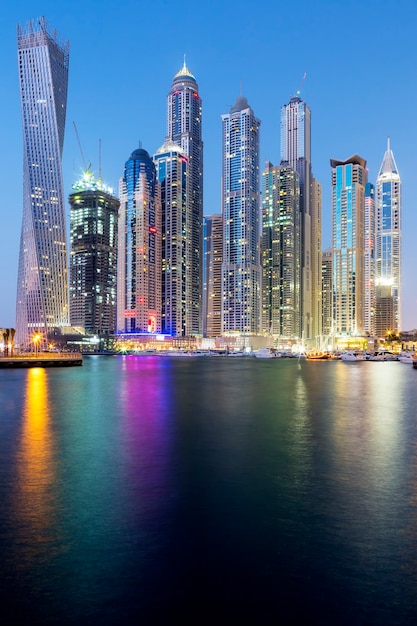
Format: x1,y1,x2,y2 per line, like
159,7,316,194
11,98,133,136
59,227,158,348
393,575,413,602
13,368,57,555
119,356,175,521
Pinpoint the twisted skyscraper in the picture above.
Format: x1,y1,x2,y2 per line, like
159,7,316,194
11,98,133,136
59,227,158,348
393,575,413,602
16,18,69,349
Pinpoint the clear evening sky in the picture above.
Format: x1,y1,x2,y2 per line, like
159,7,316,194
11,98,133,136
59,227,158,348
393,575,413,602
1,0,416,330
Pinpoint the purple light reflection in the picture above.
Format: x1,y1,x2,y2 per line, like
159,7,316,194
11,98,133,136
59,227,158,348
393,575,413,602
118,355,176,522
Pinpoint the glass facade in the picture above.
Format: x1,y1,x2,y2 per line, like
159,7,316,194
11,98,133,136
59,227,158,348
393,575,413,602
203,214,223,338
261,163,301,339
69,173,119,335
167,62,203,335
154,141,188,337
280,96,317,341
331,156,367,336
375,139,401,334
117,149,161,334
16,18,69,350
221,96,261,335
364,183,375,336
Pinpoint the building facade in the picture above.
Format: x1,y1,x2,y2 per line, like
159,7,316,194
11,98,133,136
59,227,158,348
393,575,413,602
364,182,376,336
280,95,321,342
311,177,323,342
321,249,333,339
117,148,161,335
154,140,188,337
203,214,223,338
261,162,301,339
221,96,261,335
166,61,203,335
331,155,367,337
16,18,70,349
375,138,401,335
69,172,119,335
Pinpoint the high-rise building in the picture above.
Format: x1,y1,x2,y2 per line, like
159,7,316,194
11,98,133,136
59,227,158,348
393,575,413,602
69,172,119,335
321,249,333,339
203,214,223,338
364,182,376,336
16,18,69,350
331,155,367,337
280,94,321,342
117,148,161,334
311,177,322,342
154,140,188,337
261,162,301,339
375,138,401,335
166,60,203,335
221,95,261,335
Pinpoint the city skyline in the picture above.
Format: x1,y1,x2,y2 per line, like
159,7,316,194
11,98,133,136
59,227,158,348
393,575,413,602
1,0,417,330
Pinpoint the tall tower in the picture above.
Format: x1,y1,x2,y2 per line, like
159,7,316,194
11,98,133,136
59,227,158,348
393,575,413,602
16,18,69,350
221,95,261,335
203,214,223,338
280,95,314,341
331,155,367,337
154,140,188,337
69,172,119,335
375,138,401,335
364,182,376,336
117,148,161,335
311,177,322,342
321,249,333,340
167,60,203,335
261,162,301,339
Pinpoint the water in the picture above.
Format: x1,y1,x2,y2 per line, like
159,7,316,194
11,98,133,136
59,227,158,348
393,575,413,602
1,355,417,624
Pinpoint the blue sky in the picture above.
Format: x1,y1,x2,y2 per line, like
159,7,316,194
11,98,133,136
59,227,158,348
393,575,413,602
1,0,416,330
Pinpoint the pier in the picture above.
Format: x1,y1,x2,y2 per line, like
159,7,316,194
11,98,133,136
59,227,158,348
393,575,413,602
0,352,83,368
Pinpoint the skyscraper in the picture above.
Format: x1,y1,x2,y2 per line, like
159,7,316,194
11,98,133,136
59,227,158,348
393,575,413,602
221,95,261,335
280,95,315,341
311,177,323,342
261,162,301,339
117,148,161,335
16,18,69,349
375,138,401,335
364,182,376,336
203,214,223,338
69,172,119,335
154,140,188,336
166,60,203,335
321,249,333,339
331,155,367,337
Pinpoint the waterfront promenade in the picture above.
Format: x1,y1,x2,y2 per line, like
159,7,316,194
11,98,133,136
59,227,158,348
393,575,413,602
0,352,82,368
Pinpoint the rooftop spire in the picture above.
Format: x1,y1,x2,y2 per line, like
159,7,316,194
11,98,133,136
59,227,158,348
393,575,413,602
173,55,196,81
377,136,399,178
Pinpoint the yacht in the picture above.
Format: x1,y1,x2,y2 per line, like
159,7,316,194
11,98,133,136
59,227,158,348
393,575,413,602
340,350,366,362
254,347,280,359
398,352,414,364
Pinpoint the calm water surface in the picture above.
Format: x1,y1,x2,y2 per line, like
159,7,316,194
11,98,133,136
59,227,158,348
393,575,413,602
1,356,417,624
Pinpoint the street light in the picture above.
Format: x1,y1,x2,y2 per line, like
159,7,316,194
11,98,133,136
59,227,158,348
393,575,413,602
33,332,41,356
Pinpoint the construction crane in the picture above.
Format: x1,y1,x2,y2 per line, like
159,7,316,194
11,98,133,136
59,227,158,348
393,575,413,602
296,72,307,97
73,121,91,172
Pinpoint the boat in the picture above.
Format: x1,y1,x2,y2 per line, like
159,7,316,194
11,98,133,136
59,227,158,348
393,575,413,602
254,347,280,359
340,350,366,362
368,350,397,361
398,352,414,364
305,349,331,360
412,354,417,369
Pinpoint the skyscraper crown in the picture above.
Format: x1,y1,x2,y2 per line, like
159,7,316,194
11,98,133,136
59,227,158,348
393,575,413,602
377,137,399,178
